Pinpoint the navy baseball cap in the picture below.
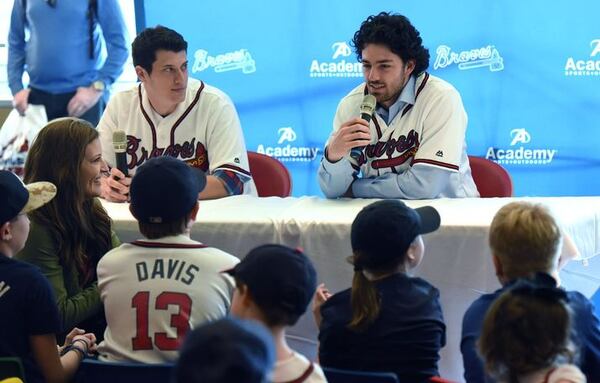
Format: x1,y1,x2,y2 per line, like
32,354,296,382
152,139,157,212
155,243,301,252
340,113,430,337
130,156,206,224
226,244,318,318
175,317,275,383
351,200,440,269
0,170,56,224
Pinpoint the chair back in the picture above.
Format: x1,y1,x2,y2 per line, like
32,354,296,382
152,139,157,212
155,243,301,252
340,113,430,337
323,367,399,383
78,358,174,383
0,358,25,383
247,151,292,197
468,155,513,197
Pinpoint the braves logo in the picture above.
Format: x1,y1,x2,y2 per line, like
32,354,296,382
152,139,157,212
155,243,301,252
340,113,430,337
510,129,531,146
127,135,209,171
332,42,352,59
355,130,420,168
591,39,600,57
277,127,297,144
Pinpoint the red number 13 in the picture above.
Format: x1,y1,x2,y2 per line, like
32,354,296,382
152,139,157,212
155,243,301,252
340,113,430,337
131,291,192,350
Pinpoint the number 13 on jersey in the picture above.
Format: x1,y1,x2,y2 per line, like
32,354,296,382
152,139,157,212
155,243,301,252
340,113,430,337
131,291,192,350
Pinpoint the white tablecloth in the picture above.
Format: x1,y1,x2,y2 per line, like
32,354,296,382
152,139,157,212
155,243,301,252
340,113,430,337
102,196,600,381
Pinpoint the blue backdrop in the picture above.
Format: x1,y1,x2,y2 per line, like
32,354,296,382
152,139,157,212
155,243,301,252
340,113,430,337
142,0,600,197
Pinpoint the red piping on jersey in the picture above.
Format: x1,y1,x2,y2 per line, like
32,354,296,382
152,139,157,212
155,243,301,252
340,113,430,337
280,363,315,383
131,240,208,249
138,84,157,149
137,82,205,147
401,72,429,117
372,116,383,139
412,158,459,171
217,163,252,177
170,82,205,144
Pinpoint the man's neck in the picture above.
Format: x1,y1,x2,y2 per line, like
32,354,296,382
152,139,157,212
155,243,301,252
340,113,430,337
147,95,178,117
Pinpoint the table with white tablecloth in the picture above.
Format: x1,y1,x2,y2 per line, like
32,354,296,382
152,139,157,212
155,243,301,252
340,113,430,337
102,196,600,382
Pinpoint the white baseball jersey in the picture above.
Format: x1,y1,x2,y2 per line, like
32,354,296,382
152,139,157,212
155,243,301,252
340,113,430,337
96,234,239,363
318,73,478,199
272,351,327,383
98,78,256,195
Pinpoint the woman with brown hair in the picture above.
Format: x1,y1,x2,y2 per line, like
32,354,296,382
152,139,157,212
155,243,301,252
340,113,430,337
479,279,586,383
313,200,445,383
17,117,118,340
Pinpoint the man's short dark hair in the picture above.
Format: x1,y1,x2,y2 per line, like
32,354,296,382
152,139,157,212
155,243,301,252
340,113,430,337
352,12,430,75
138,215,188,240
132,25,188,74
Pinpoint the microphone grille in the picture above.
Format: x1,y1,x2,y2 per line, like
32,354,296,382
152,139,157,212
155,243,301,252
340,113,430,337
113,130,127,152
360,94,377,115
113,130,126,144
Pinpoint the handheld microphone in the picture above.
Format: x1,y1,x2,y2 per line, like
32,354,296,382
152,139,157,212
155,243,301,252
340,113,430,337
112,130,128,177
350,94,377,160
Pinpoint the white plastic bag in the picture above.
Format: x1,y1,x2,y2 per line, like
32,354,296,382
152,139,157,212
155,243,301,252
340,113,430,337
0,105,48,177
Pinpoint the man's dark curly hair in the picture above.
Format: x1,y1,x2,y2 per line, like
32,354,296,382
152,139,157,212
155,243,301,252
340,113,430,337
352,12,430,75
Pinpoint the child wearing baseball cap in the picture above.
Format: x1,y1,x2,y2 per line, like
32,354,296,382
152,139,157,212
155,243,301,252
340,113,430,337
0,170,96,383
175,317,276,383
227,244,327,382
96,156,240,363
313,200,445,383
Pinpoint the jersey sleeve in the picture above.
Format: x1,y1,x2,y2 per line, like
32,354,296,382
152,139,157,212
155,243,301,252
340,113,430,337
411,87,467,172
204,94,251,182
318,97,361,198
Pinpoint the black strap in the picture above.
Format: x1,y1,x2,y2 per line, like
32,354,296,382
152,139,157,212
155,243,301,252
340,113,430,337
87,0,98,59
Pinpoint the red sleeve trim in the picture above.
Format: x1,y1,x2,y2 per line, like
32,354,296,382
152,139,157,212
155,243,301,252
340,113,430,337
412,158,459,171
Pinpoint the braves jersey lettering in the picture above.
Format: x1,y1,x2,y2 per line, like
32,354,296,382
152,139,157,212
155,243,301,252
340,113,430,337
135,259,200,285
127,135,210,172
357,130,420,167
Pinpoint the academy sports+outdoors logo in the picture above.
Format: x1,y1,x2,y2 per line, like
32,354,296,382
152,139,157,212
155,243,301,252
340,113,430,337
564,39,600,76
485,128,556,165
192,48,256,74
255,126,320,162
277,127,297,144
309,41,363,78
433,44,504,72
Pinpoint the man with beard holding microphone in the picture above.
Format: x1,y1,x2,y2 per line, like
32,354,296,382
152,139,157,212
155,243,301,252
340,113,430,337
318,12,478,199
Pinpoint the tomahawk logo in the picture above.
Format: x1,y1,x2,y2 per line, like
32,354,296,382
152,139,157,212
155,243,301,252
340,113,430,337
277,127,297,144
510,129,531,146
332,42,352,59
591,39,600,57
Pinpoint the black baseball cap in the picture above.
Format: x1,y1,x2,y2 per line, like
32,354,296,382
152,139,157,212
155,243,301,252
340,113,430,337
130,156,207,224
351,200,440,269
0,170,56,224
225,244,317,319
175,317,275,383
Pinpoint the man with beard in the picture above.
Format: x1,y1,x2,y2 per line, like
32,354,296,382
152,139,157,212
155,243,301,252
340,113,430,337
318,12,478,199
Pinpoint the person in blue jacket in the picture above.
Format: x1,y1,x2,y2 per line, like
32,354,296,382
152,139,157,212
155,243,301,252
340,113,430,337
8,0,128,126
